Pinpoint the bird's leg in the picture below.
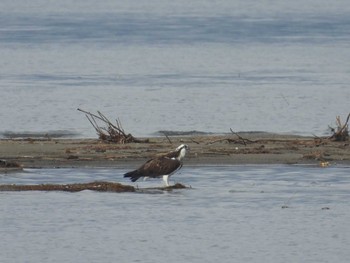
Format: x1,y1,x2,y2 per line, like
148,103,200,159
163,175,170,187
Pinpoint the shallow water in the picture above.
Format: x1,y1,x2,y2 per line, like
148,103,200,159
1,165,350,262
1,1,350,137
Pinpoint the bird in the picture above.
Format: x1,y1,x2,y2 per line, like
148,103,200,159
124,144,189,186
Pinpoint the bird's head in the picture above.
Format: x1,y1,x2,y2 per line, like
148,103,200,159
176,144,189,161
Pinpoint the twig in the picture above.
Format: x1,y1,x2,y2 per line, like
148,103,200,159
207,137,252,145
230,128,255,145
206,129,256,145
338,113,350,134
161,132,172,144
190,138,200,144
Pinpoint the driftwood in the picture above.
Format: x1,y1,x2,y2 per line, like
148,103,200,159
78,108,148,143
328,114,349,141
0,182,187,193
0,181,135,192
207,129,255,145
0,160,23,173
0,160,21,168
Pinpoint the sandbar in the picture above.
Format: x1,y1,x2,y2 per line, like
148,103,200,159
0,132,349,171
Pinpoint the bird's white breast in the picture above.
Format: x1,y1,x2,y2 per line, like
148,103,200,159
178,148,187,161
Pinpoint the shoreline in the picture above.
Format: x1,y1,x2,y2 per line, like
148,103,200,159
0,133,349,171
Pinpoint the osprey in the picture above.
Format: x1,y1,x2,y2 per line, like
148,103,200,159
124,144,189,186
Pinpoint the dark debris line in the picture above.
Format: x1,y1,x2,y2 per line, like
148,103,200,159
0,182,188,193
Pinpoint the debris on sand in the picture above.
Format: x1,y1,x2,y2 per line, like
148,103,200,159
77,108,148,144
0,181,188,193
329,114,349,141
0,160,22,173
0,181,136,192
0,160,21,168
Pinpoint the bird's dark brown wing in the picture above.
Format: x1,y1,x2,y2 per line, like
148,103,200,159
162,150,179,159
138,157,182,178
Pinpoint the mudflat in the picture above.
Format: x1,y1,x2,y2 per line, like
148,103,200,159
0,132,349,170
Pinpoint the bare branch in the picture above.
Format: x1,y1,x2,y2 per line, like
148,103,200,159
230,128,255,145
328,113,349,141
78,108,148,143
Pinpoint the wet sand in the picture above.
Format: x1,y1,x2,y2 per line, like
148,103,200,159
0,132,349,171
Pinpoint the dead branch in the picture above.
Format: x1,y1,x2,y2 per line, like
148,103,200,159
207,129,256,145
328,113,350,141
77,108,148,143
230,128,255,145
160,131,172,144
190,138,200,144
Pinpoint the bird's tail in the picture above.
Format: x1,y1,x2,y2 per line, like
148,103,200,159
124,170,142,182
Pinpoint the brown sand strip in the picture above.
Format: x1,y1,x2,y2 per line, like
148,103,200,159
0,133,349,169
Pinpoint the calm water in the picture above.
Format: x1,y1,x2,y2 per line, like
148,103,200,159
1,165,350,262
1,1,350,137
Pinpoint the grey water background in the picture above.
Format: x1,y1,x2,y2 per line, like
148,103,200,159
1,0,350,137
1,166,350,262
1,1,350,262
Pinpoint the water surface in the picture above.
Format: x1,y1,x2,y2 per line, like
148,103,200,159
1,1,350,137
1,165,350,262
